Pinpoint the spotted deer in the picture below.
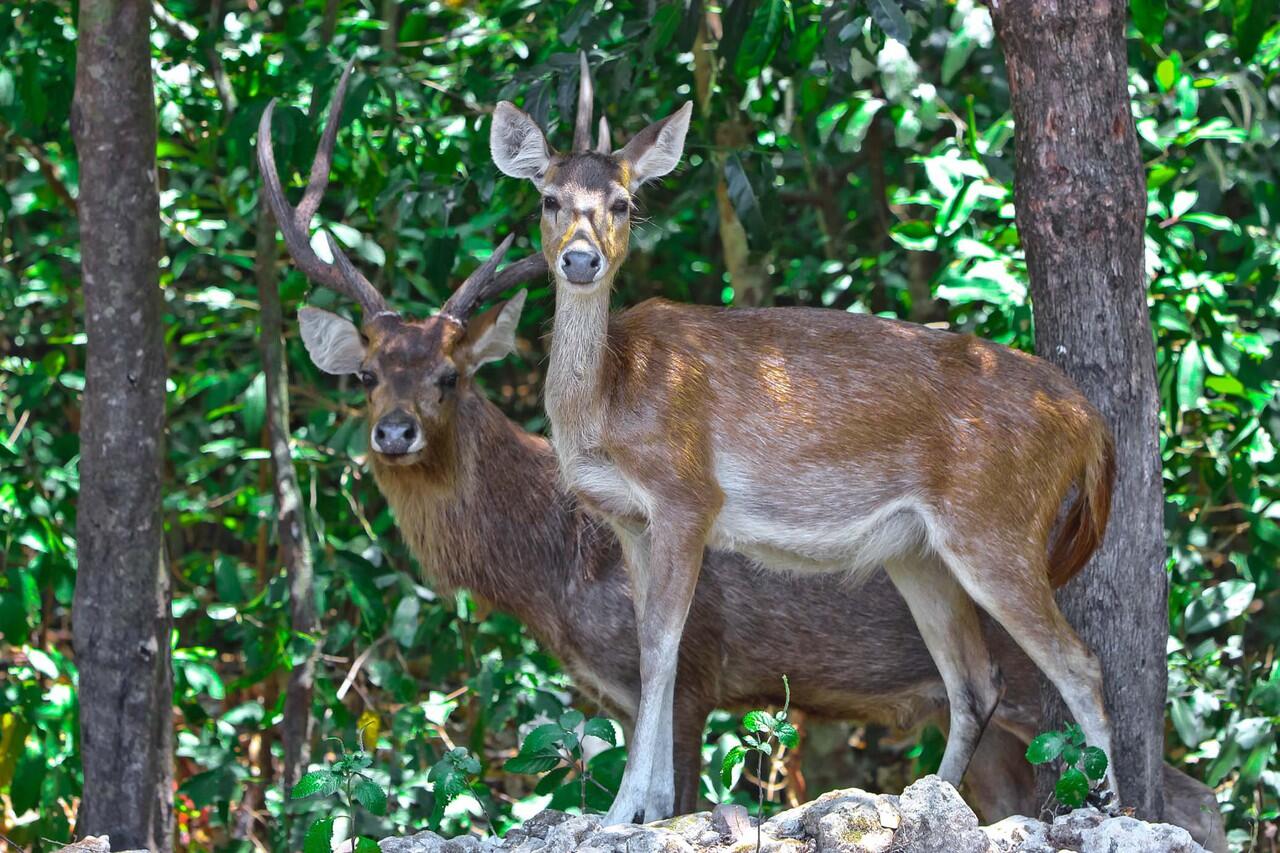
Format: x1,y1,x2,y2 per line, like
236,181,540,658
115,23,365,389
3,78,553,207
257,69,1224,852
489,58,1120,824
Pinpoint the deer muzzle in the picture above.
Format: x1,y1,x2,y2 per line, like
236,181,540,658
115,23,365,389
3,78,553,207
371,410,424,456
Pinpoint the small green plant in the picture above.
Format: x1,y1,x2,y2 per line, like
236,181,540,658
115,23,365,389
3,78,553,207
290,735,387,853
427,747,484,829
1025,723,1110,808
720,676,799,853
504,709,623,812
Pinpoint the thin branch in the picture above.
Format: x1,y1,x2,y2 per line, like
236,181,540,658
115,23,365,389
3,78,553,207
0,119,78,213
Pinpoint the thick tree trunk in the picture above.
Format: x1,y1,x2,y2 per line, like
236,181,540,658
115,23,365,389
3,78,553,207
70,1,173,849
255,202,318,795
991,0,1167,819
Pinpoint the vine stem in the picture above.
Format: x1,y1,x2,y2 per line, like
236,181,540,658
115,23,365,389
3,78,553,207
756,746,765,853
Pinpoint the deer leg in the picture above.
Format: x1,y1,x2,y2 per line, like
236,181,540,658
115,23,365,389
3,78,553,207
604,522,705,824
940,544,1119,800
884,554,1003,787
673,700,710,814
963,723,1037,822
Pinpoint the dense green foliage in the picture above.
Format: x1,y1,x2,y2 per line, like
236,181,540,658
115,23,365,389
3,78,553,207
1,0,1278,850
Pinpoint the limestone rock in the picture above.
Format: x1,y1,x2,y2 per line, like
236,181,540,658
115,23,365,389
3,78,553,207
892,775,990,853
377,780,1218,853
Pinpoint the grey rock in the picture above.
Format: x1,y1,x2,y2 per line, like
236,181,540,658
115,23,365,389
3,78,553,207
710,803,752,842
893,775,989,853
812,800,894,853
524,811,585,840
983,815,1055,853
544,814,603,853
378,782,1217,853
652,811,716,846
380,830,484,853
574,824,692,852
1049,808,1206,853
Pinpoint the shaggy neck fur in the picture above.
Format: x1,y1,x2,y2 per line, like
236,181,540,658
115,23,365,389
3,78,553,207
545,274,614,461
371,394,610,650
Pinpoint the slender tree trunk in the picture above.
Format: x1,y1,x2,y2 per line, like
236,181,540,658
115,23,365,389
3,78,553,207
256,202,319,795
71,1,173,848
991,0,1167,819
694,21,769,307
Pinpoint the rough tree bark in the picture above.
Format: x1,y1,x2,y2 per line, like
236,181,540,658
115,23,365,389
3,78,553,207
70,0,173,849
990,0,1167,819
255,200,318,796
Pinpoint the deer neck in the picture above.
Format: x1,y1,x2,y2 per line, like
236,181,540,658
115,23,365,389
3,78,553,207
545,275,613,459
371,396,597,640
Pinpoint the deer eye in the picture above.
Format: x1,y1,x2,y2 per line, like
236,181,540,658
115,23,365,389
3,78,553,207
438,369,459,390
611,199,630,216
542,196,561,214
358,370,378,389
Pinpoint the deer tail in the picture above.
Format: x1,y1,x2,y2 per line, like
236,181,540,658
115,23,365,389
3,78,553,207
1048,421,1115,588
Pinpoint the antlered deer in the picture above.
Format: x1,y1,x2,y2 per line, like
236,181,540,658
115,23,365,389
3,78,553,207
257,69,1224,853
490,59,1119,823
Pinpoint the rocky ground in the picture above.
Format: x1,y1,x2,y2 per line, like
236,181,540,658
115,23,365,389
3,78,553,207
380,776,1208,853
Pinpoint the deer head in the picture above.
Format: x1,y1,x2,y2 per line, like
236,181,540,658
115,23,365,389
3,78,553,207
490,53,692,293
258,62,546,467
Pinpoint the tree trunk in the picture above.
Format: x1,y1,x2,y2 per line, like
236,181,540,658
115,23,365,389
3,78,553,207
71,1,173,849
991,0,1167,819
255,201,318,796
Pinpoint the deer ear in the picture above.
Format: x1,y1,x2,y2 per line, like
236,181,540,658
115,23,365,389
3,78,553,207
617,101,693,191
299,306,365,375
490,102,553,189
456,290,527,374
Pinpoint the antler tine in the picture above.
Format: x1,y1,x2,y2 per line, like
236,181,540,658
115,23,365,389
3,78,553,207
596,115,611,153
573,50,594,152
256,61,391,318
439,235,549,326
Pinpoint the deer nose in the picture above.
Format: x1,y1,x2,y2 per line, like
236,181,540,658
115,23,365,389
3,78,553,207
372,412,421,456
560,250,602,284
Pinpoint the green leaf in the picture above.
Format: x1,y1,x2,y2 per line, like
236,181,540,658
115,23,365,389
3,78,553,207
743,710,775,735
1131,0,1168,44
721,745,747,788
890,220,938,252
1055,768,1090,808
1184,579,1256,633
1062,743,1081,766
1177,341,1205,411
1234,0,1279,62
559,709,585,731
583,717,618,747
504,752,564,774
355,838,381,853
291,769,339,799
1025,731,1067,765
867,0,910,43
390,596,420,648
521,724,566,755
354,779,387,816
723,154,767,244
776,721,799,749
1082,747,1109,781
534,765,573,795
733,0,786,80
303,817,336,853
937,180,984,236
1155,55,1179,93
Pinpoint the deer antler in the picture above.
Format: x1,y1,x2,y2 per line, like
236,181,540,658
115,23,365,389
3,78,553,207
260,62,548,327
438,235,548,327
574,50,594,152
257,61,392,318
